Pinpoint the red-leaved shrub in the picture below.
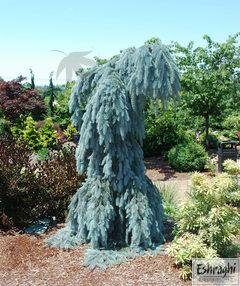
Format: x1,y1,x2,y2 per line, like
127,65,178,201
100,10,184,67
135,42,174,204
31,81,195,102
0,138,83,227
0,77,46,121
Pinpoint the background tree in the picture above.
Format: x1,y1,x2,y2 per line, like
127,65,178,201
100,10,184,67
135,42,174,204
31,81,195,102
48,72,55,116
50,82,74,129
173,33,240,147
145,37,161,45
94,56,108,66
47,42,180,266
29,69,35,89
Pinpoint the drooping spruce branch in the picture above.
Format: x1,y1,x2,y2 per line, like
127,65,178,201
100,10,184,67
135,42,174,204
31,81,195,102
47,42,180,263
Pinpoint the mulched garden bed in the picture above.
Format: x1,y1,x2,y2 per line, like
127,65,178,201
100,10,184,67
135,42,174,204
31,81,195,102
0,157,193,286
0,229,190,286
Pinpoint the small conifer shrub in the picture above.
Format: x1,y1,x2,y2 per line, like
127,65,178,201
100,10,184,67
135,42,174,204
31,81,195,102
11,116,58,151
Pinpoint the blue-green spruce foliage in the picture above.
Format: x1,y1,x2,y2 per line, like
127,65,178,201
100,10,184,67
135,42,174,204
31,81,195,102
47,43,180,256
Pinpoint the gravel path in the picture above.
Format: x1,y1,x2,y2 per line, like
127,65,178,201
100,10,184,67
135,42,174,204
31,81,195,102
145,156,191,201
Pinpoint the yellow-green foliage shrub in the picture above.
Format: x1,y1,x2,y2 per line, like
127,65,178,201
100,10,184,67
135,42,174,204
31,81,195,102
11,116,58,150
222,114,240,140
168,169,240,279
223,159,240,175
168,233,218,280
39,117,58,148
63,123,78,141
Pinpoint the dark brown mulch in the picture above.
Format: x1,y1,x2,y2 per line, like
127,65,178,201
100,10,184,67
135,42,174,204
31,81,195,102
0,229,190,286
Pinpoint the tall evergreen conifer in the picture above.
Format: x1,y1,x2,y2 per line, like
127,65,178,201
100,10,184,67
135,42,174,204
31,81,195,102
47,42,180,265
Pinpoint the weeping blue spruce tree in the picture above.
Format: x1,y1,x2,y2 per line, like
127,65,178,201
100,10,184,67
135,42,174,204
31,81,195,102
47,41,180,265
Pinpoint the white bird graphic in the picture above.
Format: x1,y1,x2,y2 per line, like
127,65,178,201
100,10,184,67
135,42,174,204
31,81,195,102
52,50,96,82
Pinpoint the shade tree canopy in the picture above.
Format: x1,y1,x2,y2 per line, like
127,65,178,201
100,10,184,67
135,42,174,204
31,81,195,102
173,33,240,146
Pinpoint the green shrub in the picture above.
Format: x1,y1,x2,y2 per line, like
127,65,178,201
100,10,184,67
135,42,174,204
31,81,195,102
177,175,239,252
22,116,41,149
0,117,10,136
11,116,58,151
63,123,78,141
222,113,240,140
223,159,240,175
223,113,240,131
168,171,240,279
167,233,218,280
200,133,219,149
38,117,58,148
50,82,74,129
143,110,188,157
36,147,50,161
0,138,83,227
168,142,208,172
